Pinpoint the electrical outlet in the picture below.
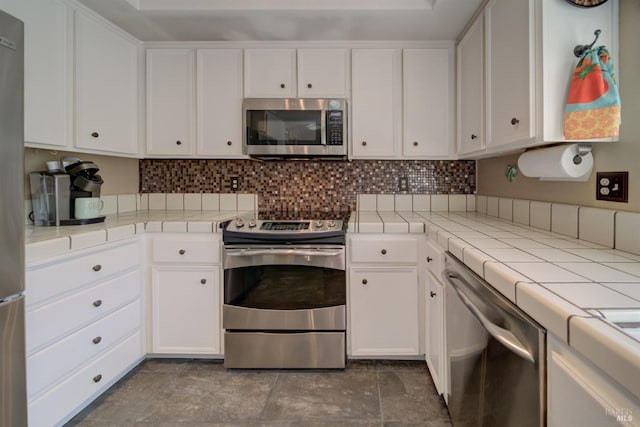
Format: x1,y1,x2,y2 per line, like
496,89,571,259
230,177,240,192
399,176,408,192
596,171,628,202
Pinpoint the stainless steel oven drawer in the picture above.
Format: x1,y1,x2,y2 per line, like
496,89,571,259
223,304,346,330
224,332,345,369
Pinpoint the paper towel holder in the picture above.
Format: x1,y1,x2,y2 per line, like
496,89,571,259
573,143,592,165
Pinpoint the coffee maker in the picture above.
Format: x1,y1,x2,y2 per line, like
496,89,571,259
30,160,105,226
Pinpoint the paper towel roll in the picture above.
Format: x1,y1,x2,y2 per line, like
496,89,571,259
517,144,593,181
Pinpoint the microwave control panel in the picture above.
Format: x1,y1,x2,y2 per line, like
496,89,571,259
326,111,344,145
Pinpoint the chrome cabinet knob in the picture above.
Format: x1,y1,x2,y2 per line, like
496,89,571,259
93,374,102,383
381,249,387,255
92,336,102,344
200,278,207,284
93,299,102,307
430,291,436,298
413,141,419,147
426,257,433,262
280,83,286,88
511,117,520,125
179,249,186,255
471,134,478,140
92,264,102,272
91,132,99,138
227,140,232,146
361,141,367,146
362,279,368,285
176,140,182,145
307,83,312,88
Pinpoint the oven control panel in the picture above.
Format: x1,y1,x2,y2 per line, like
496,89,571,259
226,219,344,233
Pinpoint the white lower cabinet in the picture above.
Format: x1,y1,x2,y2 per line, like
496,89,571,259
25,239,144,426
349,267,419,356
425,271,445,396
151,267,220,354
149,234,222,355
548,335,640,427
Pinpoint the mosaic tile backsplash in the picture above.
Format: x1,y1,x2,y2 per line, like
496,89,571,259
139,159,476,212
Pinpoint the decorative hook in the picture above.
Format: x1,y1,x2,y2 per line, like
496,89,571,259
574,29,601,57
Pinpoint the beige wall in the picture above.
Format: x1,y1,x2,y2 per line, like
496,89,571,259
477,0,640,213
24,148,139,198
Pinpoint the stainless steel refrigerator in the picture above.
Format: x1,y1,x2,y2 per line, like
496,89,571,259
0,9,28,426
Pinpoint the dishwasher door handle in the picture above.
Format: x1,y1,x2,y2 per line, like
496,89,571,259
225,249,343,257
445,271,536,364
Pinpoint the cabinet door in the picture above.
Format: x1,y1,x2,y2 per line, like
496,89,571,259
547,336,640,427
403,48,452,158
485,0,533,149
146,49,194,156
75,11,138,155
0,0,71,149
152,267,220,354
351,49,401,158
425,271,445,396
244,49,296,98
297,49,349,98
349,267,418,356
196,49,244,157
457,15,484,155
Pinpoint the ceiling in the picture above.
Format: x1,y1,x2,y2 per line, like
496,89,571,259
75,0,484,42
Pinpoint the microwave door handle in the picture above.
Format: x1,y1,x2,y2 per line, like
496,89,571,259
445,271,536,364
320,109,327,145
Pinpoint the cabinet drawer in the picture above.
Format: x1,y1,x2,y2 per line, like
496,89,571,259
28,331,142,427
26,270,141,354
26,240,140,308
350,237,418,264
27,300,141,400
152,238,219,264
425,240,444,275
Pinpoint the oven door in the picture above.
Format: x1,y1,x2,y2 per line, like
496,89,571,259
222,246,346,331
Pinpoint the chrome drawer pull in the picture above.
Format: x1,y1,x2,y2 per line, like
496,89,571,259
93,300,102,307
92,264,102,272
92,336,102,344
93,374,102,383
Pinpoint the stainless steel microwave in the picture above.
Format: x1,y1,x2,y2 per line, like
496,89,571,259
243,98,348,159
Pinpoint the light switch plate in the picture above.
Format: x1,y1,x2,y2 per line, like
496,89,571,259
596,171,628,203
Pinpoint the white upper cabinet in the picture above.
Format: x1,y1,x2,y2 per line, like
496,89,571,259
402,48,454,158
0,0,71,149
196,49,244,158
457,14,484,156
458,0,618,158
146,49,195,156
75,11,139,155
297,49,350,98
485,0,533,151
244,49,297,98
351,49,402,158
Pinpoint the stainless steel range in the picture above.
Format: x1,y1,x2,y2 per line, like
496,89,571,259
222,212,349,369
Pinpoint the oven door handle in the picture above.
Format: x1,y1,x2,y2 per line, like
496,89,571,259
225,248,343,257
445,270,535,364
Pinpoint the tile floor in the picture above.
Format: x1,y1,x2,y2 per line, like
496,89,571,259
65,359,452,427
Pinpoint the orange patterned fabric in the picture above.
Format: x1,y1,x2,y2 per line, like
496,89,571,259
563,46,620,140
564,105,620,139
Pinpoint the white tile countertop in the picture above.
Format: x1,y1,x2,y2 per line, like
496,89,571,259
415,211,640,400
25,207,640,399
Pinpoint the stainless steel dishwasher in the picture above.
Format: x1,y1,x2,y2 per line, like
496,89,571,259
443,253,546,427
